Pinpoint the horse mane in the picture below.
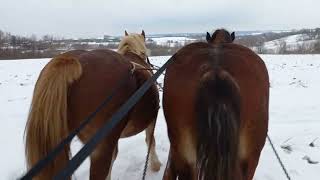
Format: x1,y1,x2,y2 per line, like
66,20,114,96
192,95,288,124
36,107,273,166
117,34,147,60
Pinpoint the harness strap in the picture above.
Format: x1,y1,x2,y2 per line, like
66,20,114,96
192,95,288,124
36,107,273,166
131,62,137,74
131,61,153,75
146,57,154,68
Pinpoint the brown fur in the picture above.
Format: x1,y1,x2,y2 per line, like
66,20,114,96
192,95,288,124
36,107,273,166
162,40,269,180
24,31,161,179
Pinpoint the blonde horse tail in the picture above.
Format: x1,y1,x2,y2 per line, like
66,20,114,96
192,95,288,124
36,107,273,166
24,55,82,179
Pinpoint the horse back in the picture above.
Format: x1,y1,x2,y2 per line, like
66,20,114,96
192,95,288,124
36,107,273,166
166,42,269,99
66,49,159,141
165,41,269,130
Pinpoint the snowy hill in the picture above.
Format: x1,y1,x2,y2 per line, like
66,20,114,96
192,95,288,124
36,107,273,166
239,28,320,54
263,34,319,53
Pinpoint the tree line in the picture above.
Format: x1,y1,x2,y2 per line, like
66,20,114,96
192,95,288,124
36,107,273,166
1,28,320,60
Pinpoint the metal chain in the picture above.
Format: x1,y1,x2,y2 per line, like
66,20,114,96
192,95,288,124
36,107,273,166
140,59,164,92
140,56,160,180
142,120,157,180
141,57,161,180
267,134,291,180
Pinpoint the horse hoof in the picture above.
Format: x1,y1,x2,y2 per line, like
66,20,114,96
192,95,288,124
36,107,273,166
151,161,162,172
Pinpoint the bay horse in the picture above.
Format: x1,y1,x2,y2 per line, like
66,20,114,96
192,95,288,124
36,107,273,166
206,29,235,44
25,31,161,180
162,29,269,180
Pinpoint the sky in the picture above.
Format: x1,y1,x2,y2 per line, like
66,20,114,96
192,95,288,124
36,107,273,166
0,0,319,38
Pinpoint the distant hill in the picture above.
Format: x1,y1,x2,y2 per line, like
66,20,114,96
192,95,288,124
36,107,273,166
146,30,284,38
235,28,320,54
1,28,319,59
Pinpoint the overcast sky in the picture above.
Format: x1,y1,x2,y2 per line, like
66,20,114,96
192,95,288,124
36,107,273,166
0,0,319,38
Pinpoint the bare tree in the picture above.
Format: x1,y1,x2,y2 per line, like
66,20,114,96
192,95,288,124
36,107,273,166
313,39,320,53
0,30,4,46
278,40,287,54
256,45,267,54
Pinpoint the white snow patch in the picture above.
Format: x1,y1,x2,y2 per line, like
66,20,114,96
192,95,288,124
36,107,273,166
148,37,196,47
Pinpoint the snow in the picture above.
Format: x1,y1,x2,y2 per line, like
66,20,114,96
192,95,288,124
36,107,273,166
80,42,110,46
150,37,195,43
263,34,318,53
1,55,320,180
148,37,196,47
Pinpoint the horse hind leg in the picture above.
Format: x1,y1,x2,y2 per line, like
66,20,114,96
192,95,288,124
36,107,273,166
106,144,118,180
145,119,162,172
163,148,177,180
89,141,118,180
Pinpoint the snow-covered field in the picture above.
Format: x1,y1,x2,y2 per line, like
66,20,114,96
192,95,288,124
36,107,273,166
0,55,319,180
148,37,196,47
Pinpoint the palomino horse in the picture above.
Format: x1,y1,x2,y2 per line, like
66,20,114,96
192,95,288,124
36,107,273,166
162,29,269,180
25,31,161,180
206,29,235,44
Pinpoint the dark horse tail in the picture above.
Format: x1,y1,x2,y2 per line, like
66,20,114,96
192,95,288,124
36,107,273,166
196,68,241,180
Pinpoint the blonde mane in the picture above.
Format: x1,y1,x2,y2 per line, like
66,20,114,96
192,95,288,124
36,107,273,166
117,33,147,60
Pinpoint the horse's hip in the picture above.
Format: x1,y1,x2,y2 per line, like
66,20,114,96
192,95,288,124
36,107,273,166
67,53,137,141
120,82,159,138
